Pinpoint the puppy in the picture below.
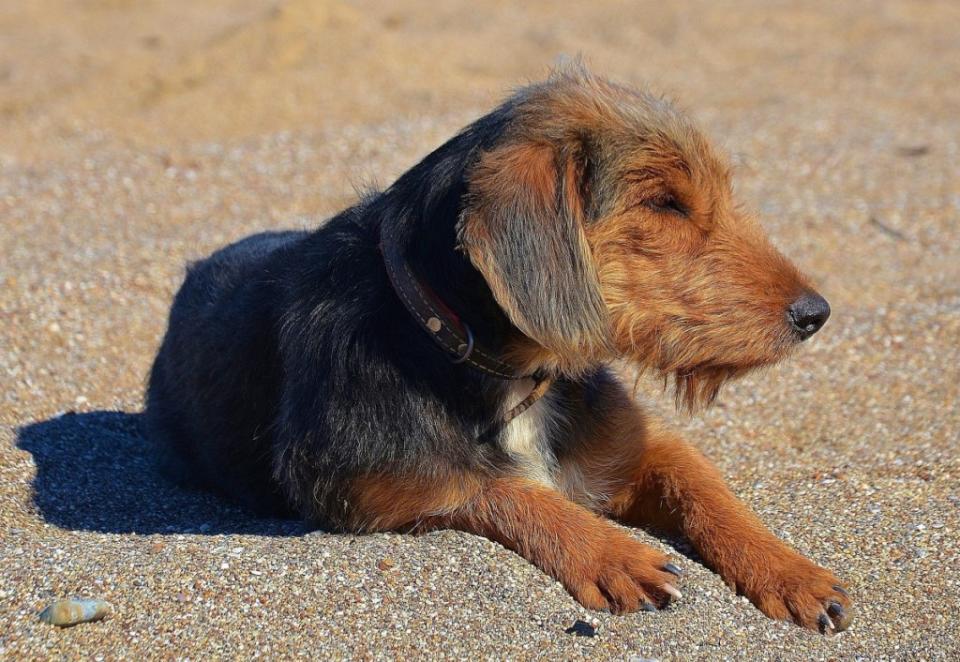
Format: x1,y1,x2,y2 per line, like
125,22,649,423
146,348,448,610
146,67,851,632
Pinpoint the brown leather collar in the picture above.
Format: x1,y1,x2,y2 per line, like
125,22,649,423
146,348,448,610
379,224,526,380
378,223,553,436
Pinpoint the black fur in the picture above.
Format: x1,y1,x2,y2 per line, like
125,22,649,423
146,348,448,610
146,98,590,526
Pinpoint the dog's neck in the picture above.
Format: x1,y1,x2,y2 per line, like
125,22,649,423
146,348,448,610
367,108,563,387
379,221,525,380
368,122,520,365
378,216,554,440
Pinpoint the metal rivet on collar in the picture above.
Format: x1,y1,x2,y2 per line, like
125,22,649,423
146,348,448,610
426,317,442,333
451,324,475,365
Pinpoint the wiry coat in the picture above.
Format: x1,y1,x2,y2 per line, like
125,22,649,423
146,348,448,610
146,68,852,632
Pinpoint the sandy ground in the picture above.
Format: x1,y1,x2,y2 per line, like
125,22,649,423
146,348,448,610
2,0,959,659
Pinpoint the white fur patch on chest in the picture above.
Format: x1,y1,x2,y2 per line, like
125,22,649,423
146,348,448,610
497,379,562,487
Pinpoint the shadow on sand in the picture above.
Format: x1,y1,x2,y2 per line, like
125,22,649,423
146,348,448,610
16,410,308,537
17,410,701,566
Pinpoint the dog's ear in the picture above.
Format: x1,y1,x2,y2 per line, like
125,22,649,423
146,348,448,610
458,139,609,363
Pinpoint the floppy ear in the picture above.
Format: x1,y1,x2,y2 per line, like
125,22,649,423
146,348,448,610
458,140,610,363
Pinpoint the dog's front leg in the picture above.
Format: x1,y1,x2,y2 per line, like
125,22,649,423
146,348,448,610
601,422,854,631
351,474,681,613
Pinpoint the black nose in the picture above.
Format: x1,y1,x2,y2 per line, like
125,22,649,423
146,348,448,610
788,293,830,340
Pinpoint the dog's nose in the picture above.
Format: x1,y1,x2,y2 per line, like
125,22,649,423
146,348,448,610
788,293,830,340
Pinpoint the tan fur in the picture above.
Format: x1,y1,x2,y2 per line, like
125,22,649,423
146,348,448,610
352,473,680,613
557,379,853,630
348,472,481,532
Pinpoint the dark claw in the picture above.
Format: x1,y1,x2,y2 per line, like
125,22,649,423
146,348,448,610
817,613,831,633
827,602,845,619
833,585,848,597
642,602,657,612
663,563,683,576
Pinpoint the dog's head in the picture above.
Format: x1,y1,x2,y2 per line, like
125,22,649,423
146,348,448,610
458,67,828,408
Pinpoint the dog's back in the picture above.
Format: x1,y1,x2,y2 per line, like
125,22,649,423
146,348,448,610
146,230,307,516
143,210,485,521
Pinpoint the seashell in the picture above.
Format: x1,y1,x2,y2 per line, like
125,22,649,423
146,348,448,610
38,598,112,627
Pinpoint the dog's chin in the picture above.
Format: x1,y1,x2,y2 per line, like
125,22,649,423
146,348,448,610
669,363,754,412
620,339,793,412
667,339,798,411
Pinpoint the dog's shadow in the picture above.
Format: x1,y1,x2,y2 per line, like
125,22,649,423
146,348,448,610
16,411,308,536
17,410,702,568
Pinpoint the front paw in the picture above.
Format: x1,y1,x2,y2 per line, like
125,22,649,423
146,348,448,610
747,552,853,633
562,529,683,614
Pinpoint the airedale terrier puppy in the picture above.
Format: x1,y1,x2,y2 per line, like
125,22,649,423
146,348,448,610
146,67,851,632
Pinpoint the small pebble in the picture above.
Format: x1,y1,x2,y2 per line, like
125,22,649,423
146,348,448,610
38,599,112,627
377,557,396,571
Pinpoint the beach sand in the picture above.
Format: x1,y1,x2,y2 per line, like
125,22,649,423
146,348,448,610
1,1,958,658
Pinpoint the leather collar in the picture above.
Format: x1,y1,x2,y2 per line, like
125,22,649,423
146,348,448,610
379,224,527,380
378,222,554,437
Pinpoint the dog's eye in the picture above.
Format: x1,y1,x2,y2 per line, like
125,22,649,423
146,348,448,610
645,195,688,218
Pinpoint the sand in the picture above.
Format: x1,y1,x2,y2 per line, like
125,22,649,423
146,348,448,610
1,0,958,659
